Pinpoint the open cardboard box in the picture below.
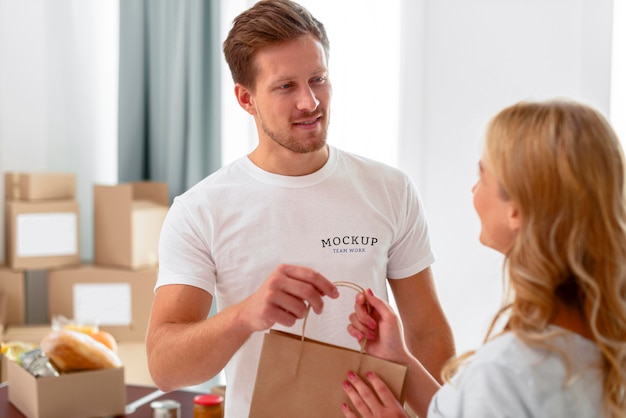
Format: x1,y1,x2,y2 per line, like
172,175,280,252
7,358,125,418
1,324,155,386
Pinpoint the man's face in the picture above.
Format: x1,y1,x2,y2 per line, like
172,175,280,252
246,34,332,154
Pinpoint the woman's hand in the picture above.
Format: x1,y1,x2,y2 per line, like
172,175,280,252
345,289,441,418
347,288,410,365
341,371,409,418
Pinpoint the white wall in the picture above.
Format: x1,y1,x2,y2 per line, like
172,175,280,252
0,0,119,263
612,0,626,141
400,0,614,353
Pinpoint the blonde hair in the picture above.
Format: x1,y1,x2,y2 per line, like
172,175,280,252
444,100,626,416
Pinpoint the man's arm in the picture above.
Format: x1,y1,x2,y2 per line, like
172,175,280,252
389,267,455,384
146,264,339,392
146,284,251,392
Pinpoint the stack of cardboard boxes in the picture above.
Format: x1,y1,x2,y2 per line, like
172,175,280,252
48,181,169,344
1,172,170,417
1,172,80,334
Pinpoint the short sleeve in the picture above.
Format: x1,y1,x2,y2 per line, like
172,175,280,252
156,198,217,296
387,177,435,279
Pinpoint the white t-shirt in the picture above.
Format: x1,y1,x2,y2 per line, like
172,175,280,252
156,146,435,418
428,327,603,417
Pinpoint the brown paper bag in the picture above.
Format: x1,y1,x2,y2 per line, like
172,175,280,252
249,282,408,418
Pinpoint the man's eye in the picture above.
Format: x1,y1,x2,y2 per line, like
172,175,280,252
279,83,292,89
312,76,327,84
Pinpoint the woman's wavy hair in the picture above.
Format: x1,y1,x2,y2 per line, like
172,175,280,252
444,100,626,416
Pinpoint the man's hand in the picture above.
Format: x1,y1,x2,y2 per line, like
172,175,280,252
241,264,340,332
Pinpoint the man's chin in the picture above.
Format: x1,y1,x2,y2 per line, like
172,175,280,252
281,135,327,154
297,140,327,154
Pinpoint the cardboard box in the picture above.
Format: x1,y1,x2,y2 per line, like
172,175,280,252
0,290,6,332
5,200,80,270
2,325,51,344
94,182,169,269
117,342,154,386
7,358,125,418
0,267,25,325
5,172,76,201
48,265,157,342
1,326,154,385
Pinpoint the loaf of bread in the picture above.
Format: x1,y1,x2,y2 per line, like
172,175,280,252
89,330,118,353
40,329,122,372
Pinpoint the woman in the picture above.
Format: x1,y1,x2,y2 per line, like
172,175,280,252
341,100,626,417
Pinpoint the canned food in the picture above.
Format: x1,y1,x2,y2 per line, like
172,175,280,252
20,349,59,377
151,399,181,418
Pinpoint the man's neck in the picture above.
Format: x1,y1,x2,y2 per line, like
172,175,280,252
247,145,329,176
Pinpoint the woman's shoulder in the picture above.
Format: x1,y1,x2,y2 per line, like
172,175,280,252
429,330,603,416
471,328,600,373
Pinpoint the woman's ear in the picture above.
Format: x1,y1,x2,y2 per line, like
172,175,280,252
234,84,256,116
508,204,521,232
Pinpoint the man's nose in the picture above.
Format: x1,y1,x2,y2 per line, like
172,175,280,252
296,86,319,112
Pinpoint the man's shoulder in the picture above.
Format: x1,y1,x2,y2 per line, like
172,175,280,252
333,147,408,178
175,157,247,203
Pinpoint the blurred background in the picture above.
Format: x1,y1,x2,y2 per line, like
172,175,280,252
0,0,623,358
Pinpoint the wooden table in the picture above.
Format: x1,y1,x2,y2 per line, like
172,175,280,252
0,382,205,417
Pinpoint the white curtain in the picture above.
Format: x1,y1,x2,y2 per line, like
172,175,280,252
0,0,119,262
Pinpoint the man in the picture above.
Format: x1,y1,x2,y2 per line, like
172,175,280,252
146,1,455,416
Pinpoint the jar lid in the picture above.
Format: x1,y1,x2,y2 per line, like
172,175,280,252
151,399,181,410
194,394,224,406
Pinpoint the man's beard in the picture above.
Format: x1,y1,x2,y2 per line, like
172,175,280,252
260,113,329,154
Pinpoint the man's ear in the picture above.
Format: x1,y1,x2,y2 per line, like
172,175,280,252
234,84,256,116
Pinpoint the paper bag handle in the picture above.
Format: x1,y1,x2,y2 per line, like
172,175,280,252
300,280,370,353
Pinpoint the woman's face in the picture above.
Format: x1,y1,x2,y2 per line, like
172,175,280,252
471,154,519,253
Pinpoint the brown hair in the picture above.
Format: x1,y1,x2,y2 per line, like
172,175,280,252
445,100,626,416
223,0,330,90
